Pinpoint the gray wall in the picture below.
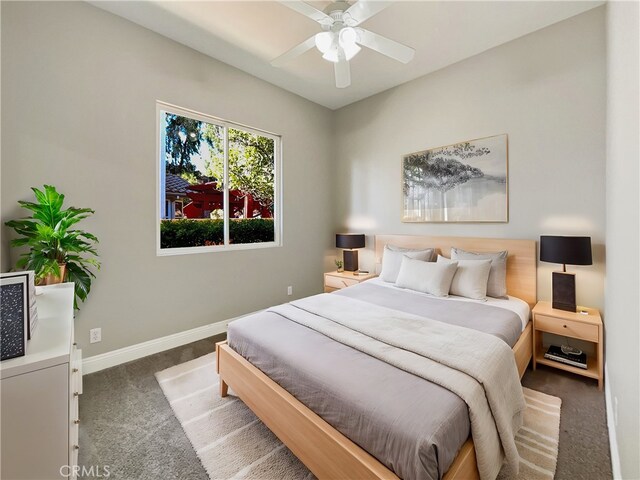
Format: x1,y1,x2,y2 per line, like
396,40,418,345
333,8,606,311
605,2,640,478
1,1,335,356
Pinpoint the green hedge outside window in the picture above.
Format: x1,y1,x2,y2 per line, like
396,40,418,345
160,219,274,249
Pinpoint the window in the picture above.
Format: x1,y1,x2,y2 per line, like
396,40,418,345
157,102,281,254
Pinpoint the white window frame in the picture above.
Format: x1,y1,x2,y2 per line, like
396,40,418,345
156,101,283,256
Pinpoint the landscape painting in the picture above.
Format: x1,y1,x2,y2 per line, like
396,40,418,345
402,134,508,222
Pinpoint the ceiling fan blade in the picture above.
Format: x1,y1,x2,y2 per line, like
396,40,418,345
334,52,351,88
357,28,415,64
344,1,392,26
280,1,333,26
271,35,317,67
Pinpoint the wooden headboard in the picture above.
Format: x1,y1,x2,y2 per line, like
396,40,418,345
374,234,537,307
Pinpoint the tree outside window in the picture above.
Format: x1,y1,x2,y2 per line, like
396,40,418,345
158,106,280,252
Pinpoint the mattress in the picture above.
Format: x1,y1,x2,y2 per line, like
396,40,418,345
227,282,527,480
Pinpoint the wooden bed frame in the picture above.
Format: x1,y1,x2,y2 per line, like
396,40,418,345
217,235,536,480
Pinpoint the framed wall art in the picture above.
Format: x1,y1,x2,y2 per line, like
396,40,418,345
402,134,508,222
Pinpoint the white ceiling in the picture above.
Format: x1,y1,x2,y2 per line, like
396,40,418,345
91,1,603,110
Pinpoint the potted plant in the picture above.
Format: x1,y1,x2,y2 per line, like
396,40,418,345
5,185,100,309
335,258,344,273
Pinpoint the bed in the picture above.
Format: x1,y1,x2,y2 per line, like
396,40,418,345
216,235,536,480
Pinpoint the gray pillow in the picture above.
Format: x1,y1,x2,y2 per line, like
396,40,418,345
395,256,458,297
450,247,508,299
380,245,435,283
386,244,436,261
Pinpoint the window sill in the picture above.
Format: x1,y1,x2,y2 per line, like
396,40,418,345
156,241,281,256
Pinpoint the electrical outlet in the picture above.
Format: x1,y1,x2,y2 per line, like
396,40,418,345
90,328,102,344
614,397,619,427
287,286,293,296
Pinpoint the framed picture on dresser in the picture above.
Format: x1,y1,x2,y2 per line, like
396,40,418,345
402,133,508,223
0,274,29,360
1,271,37,339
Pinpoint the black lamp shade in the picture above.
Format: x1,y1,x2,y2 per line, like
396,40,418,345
540,236,592,266
336,234,365,250
336,234,365,272
540,235,592,312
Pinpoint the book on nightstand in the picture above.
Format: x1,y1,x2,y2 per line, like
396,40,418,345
544,345,587,369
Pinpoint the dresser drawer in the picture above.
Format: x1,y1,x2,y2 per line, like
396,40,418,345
69,393,79,479
324,275,359,290
71,347,82,395
70,447,79,480
70,394,79,444
535,314,598,342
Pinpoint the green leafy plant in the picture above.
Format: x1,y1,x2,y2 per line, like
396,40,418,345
160,218,274,249
335,259,343,270
4,185,100,309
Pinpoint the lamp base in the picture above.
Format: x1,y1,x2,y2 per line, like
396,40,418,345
552,271,576,312
343,250,359,272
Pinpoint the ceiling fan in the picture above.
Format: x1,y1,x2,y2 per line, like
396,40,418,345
272,1,415,89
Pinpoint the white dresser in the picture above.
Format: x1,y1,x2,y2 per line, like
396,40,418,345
1,283,82,480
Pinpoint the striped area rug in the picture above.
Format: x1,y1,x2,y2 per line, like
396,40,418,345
156,353,561,480
498,388,562,479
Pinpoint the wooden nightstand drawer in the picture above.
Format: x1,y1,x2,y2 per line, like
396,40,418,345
532,300,603,390
325,274,359,290
535,314,599,342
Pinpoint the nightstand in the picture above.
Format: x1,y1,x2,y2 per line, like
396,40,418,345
324,271,376,293
532,301,603,390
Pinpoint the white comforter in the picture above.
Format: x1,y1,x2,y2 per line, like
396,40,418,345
270,293,526,480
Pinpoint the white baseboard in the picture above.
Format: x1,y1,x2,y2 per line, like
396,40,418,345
605,363,622,479
83,319,231,375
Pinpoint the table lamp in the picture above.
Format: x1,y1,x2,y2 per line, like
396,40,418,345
540,235,592,312
336,233,365,273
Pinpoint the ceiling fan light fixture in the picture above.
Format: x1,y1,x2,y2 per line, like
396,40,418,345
315,31,333,54
339,27,358,47
342,41,361,61
322,47,340,63
337,27,361,61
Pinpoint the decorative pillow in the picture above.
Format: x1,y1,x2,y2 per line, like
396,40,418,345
380,245,435,283
395,256,458,297
450,248,508,299
437,255,492,300
386,244,436,261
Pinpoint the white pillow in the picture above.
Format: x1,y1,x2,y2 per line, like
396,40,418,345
450,248,508,299
395,256,458,297
437,255,492,300
380,245,435,283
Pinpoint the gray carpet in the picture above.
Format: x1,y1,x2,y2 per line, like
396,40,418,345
79,336,612,480
78,337,221,480
522,366,613,480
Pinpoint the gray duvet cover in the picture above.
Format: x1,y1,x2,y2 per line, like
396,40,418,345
227,282,523,480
